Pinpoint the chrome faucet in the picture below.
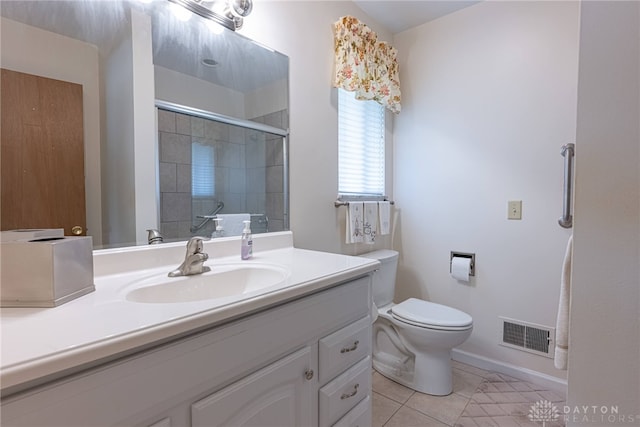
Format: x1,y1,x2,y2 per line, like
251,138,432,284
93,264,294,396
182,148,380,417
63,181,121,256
168,237,211,277
147,229,163,244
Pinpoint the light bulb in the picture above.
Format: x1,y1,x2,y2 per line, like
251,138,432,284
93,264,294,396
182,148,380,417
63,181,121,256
169,2,192,22
206,20,224,34
226,0,252,18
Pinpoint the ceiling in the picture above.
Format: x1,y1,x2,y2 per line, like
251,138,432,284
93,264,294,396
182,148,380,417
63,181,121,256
353,0,481,34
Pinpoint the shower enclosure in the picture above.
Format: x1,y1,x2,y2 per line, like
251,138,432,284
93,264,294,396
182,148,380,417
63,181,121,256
157,104,288,241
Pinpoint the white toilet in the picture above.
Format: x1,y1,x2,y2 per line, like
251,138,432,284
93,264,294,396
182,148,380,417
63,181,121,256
362,250,473,396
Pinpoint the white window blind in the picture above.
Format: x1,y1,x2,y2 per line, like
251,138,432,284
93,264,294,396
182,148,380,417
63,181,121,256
338,88,385,197
192,142,215,198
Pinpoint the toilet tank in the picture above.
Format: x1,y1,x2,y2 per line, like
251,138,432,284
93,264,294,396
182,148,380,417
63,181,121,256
360,250,398,307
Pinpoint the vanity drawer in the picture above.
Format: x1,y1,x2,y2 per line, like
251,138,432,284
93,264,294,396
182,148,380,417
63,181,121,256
319,316,371,384
319,356,371,427
332,395,371,427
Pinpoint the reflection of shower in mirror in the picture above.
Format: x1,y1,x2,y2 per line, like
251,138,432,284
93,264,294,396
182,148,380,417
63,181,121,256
0,0,289,249
157,104,288,242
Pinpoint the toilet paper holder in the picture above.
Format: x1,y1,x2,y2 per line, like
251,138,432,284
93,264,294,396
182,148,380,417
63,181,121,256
450,251,475,277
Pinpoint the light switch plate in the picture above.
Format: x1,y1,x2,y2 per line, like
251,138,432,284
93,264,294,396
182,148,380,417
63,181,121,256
508,200,522,220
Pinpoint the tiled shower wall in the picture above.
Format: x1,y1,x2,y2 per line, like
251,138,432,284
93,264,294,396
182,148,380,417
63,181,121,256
250,110,287,233
157,108,286,240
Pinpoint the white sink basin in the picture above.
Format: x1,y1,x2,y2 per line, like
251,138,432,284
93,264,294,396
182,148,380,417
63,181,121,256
125,263,289,304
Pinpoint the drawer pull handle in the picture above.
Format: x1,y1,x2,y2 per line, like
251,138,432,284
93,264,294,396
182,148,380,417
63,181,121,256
340,340,359,353
304,369,314,380
340,383,359,400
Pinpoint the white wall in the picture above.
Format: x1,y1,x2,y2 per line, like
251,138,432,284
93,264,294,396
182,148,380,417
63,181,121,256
155,66,245,118
102,9,158,247
131,9,158,246
1,17,103,246
568,1,640,422
392,1,579,380
102,28,136,246
242,1,395,255
155,67,288,123
244,78,288,120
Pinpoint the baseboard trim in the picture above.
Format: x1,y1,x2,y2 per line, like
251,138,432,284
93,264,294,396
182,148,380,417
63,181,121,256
452,348,568,394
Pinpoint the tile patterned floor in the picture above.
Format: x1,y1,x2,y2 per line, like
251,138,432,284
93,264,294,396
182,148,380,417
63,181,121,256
372,361,566,427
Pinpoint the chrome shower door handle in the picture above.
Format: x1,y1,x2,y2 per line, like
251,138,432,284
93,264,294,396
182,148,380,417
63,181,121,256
558,143,575,228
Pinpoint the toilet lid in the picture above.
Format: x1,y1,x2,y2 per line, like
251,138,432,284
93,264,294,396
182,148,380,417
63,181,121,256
391,298,473,329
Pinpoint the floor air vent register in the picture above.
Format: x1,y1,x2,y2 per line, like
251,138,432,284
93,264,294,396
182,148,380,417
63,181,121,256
499,317,555,358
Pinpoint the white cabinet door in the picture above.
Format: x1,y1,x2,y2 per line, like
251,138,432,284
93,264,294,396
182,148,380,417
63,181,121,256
191,346,315,427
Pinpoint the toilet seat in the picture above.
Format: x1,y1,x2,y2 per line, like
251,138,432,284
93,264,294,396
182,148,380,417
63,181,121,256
391,298,473,331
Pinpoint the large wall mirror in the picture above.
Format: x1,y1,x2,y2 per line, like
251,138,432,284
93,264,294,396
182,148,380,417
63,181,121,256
0,0,289,249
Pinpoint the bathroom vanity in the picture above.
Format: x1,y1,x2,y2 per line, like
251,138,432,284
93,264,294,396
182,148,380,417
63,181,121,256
0,232,378,427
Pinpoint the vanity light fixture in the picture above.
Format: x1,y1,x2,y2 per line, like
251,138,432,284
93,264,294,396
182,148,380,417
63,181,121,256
167,0,253,31
225,0,252,29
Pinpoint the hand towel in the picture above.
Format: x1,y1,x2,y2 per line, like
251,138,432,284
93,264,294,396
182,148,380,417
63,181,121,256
363,202,378,244
378,201,391,235
346,203,364,244
554,235,573,370
216,213,251,237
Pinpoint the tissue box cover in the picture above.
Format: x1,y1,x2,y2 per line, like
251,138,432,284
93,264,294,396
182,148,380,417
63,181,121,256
0,229,64,242
1,236,95,307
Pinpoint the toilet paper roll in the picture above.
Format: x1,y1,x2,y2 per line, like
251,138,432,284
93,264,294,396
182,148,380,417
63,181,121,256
451,256,472,282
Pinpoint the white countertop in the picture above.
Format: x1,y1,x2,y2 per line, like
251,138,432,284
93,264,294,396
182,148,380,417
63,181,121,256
0,232,379,394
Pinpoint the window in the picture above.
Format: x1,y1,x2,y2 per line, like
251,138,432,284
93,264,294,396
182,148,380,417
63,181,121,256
338,88,385,197
192,141,215,198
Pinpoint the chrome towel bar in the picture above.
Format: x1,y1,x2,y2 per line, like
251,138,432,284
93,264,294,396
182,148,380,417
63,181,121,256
558,143,575,228
334,198,395,207
190,201,225,233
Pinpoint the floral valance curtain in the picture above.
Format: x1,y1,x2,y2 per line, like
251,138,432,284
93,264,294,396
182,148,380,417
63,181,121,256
333,16,402,114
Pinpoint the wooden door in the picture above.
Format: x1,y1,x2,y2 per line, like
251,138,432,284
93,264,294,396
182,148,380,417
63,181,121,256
1,69,86,236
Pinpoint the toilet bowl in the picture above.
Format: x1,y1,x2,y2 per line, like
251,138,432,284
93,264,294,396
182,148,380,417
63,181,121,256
362,250,473,396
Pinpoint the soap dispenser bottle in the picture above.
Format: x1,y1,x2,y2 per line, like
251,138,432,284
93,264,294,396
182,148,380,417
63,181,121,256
240,220,253,260
212,218,225,238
